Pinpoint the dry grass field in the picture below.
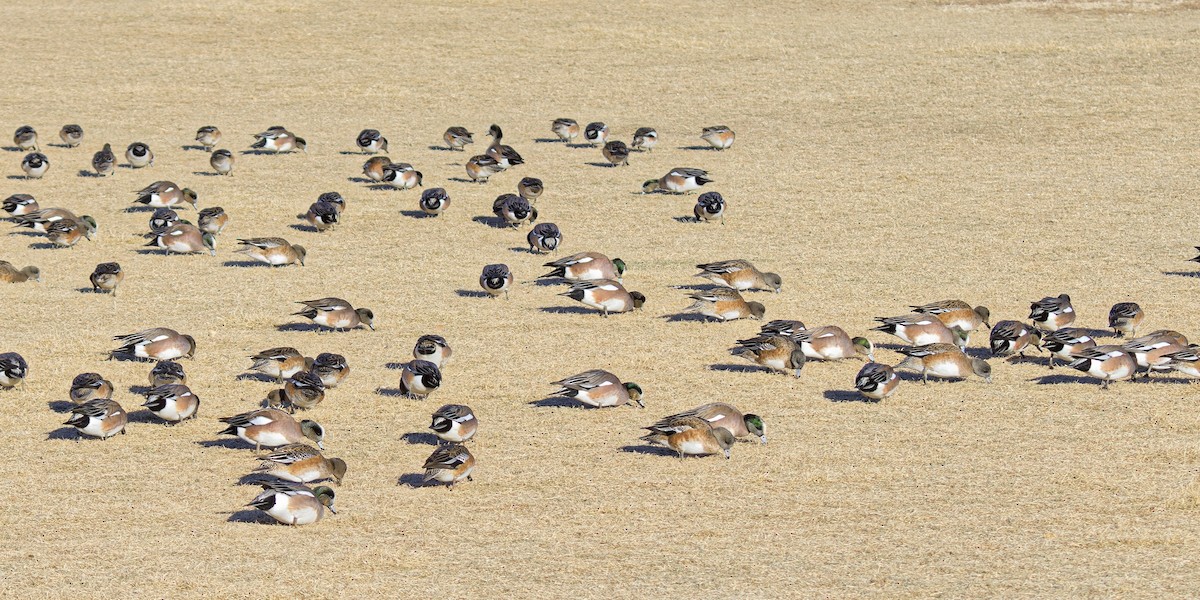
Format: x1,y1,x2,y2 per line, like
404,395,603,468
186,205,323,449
2,0,1200,597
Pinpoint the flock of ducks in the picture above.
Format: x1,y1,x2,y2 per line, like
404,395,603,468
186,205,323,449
4,118,1197,525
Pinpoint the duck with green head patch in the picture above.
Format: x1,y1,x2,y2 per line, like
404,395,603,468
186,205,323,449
247,480,336,525
655,403,766,445
550,369,643,408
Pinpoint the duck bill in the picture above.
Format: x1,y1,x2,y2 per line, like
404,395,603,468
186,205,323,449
758,434,768,445
723,448,732,460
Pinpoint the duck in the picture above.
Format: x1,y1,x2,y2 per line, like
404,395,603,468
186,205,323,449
141,384,200,423
430,404,477,443
362,156,392,182
492,194,537,227
872,313,967,348
639,416,735,459
2,193,38,217
355,128,388,154
988,320,1042,358
293,298,375,331
235,238,306,267
246,480,336,525
1122,330,1189,378
466,154,505,183
683,288,765,322
559,279,645,317
69,373,113,403
895,343,992,383
92,143,116,176
251,128,306,153
1029,294,1075,331
694,191,725,223
149,207,179,231
143,223,215,255
550,369,643,408
551,118,580,142
64,399,127,439
1108,302,1144,338
602,141,630,166
694,260,781,292
419,188,450,217
443,126,474,151
1068,345,1137,389
422,444,475,489
480,264,513,299
631,127,657,152
541,252,625,281
254,444,347,484
642,168,712,194
13,126,38,151
198,207,228,234
1164,346,1200,378
382,164,423,189
0,261,40,283
517,177,543,202
195,125,221,151
47,218,95,247
248,347,313,384
210,149,234,176
414,335,452,369
484,124,524,168
908,300,991,335
13,208,92,234
111,328,196,361
527,223,561,254
21,152,49,178
149,360,187,386
312,353,349,388
855,362,900,401
277,371,326,411
218,407,325,450
58,124,84,147
700,125,735,150
0,352,28,389
89,262,123,295
134,181,198,210
655,403,765,444
791,326,873,361
1041,328,1097,369
400,360,442,399
729,335,805,377
302,201,339,232
757,320,807,337
125,142,154,168
584,122,608,146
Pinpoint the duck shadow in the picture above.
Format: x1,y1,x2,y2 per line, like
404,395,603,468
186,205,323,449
75,287,104,294
222,260,274,268
530,278,566,287
366,184,399,191
618,444,677,457
1071,327,1115,339
539,305,598,315
127,409,161,424
708,363,770,374
275,322,326,333
46,427,81,440
963,347,991,359
339,151,372,156
240,149,290,156
534,138,567,144
471,215,510,229
565,143,594,149
6,175,31,180
128,385,152,394
122,206,157,213
181,144,209,151
1163,271,1200,279
196,438,254,450
397,473,428,488
446,177,478,183
105,353,152,363
235,474,273,486
823,390,876,403
347,177,374,183
510,246,541,254
226,509,275,524
663,313,715,323
376,387,408,398
7,230,42,237
48,143,77,149
384,362,408,370
673,216,702,223
400,432,441,445
585,162,618,168
678,145,720,151
2,146,24,152
236,372,278,383
454,289,491,298
872,342,908,351
288,224,319,233
427,145,459,152
528,397,582,408
77,170,104,178
671,283,718,291
47,400,75,413
1031,374,1095,385
400,210,435,219
27,242,62,250
191,171,223,177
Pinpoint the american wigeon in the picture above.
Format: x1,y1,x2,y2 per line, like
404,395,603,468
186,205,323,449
422,444,475,489
355,128,388,154
2,193,38,217
527,223,561,254
642,167,712,194
400,360,442,399
693,191,725,223
363,156,392,182
1164,346,1200,378
443,126,474,151
518,177,543,202
149,360,187,386
988,320,1042,358
302,201,339,231
541,252,625,281
662,403,764,443
149,207,179,231
195,125,221,151
855,362,899,401
134,181,198,210
1122,330,1189,378
312,353,349,388
210,149,234,176
218,407,325,450
59,124,84,147
419,188,450,216
602,141,630,166
64,399,127,439
480,264,513,299
872,313,967,348
277,371,326,411
248,347,313,384
560,279,645,316
757,320,807,337
1068,345,1137,389
143,223,214,255
492,194,537,227
465,154,504,183
382,164,423,189
47,218,95,248
908,300,991,335
1041,328,1096,369
484,125,524,168
584,122,608,146
255,443,347,484
246,480,336,525
293,298,375,331
551,118,580,142
792,326,873,361
21,152,49,178
89,262,123,295
111,328,196,361
141,384,200,423
895,343,992,383
639,415,735,459
1108,302,1143,338
1029,294,1075,331
125,142,154,168
0,352,27,389
631,127,657,152
251,128,306,153
694,259,781,292
69,373,113,403
0,261,40,283
414,335,452,369
13,126,38,151
236,238,306,267
700,125,735,150
550,369,643,408
197,207,228,234
683,288,764,322
430,404,477,443
92,143,115,176
729,335,805,377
